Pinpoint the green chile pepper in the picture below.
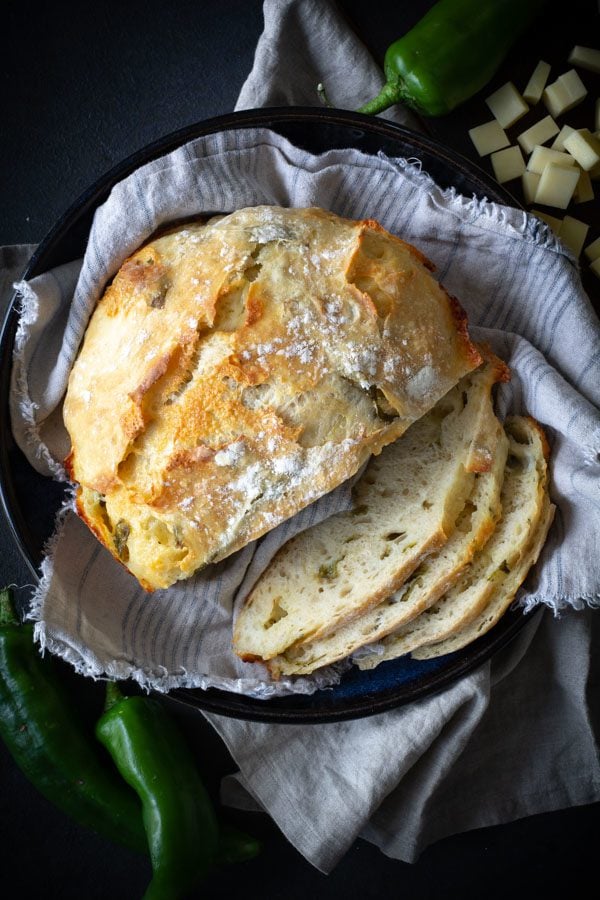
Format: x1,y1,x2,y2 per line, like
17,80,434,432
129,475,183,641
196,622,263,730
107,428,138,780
0,587,147,854
355,0,547,117
96,681,220,900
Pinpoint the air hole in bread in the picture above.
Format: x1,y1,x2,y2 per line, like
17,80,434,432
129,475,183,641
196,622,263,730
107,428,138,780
213,284,247,332
264,597,288,629
360,232,388,260
241,383,276,410
506,453,524,471
351,274,393,320
244,263,262,283
422,499,433,509
506,423,532,445
384,531,406,541
370,387,398,421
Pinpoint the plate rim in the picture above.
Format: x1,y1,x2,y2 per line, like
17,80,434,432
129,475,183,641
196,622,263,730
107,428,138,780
0,105,532,724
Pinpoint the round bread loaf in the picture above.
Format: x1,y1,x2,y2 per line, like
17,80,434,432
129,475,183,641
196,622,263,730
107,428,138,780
63,206,481,590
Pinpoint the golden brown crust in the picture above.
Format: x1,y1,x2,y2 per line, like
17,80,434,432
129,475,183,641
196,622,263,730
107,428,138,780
63,206,482,590
523,416,552,461
445,292,484,371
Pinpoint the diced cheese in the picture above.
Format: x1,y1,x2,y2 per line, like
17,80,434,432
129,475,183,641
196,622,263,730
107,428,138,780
490,145,526,183
485,82,529,128
523,60,551,104
534,163,580,208
563,128,600,171
567,46,600,75
468,120,510,156
522,171,540,205
527,145,576,174
517,116,559,155
590,257,600,280
551,124,576,151
543,70,587,117
531,209,563,233
543,80,573,117
558,69,587,105
574,168,594,203
584,235,600,262
558,216,590,256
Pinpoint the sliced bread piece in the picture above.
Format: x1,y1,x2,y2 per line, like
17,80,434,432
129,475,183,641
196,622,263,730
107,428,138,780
233,353,509,663
413,493,555,660
268,415,509,677
358,415,552,669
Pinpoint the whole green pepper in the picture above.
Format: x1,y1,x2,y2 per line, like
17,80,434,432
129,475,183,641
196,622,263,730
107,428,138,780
0,587,147,854
355,0,547,117
96,681,220,900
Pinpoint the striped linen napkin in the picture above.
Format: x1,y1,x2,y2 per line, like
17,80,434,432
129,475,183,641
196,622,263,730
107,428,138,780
4,0,600,872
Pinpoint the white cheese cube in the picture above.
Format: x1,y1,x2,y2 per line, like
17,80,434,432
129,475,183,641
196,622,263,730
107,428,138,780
558,216,589,256
590,257,600,280
543,81,573,117
567,46,600,75
563,128,600,171
485,82,529,128
584,235,600,262
574,168,594,203
551,124,576,151
522,171,540,204
490,145,526,183
534,163,580,208
517,116,559,155
468,120,510,156
523,60,551,105
558,69,587,105
531,209,563,233
543,71,587,118
527,145,576,174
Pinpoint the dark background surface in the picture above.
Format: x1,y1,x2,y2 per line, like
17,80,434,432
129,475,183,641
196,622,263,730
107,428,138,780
1,1,599,897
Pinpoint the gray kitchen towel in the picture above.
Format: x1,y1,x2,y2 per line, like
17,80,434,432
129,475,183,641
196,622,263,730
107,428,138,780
3,0,600,874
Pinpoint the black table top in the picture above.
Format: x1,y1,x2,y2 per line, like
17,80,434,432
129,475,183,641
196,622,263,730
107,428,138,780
1,2,598,898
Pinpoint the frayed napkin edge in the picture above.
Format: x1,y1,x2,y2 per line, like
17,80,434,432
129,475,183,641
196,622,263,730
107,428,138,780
27,496,344,699
378,152,568,259
11,279,68,481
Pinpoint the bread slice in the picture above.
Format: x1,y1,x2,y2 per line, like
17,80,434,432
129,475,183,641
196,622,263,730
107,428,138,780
359,416,553,669
233,353,509,663
268,414,509,677
413,494,555,660
63,207,482,590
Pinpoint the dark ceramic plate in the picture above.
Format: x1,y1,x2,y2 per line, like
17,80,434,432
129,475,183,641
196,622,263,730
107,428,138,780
0,107,537,724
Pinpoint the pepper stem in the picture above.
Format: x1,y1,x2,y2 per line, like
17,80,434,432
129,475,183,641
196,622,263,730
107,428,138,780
0,587,19,627
316,82,333,108
357,80,407,116
104,679,125,712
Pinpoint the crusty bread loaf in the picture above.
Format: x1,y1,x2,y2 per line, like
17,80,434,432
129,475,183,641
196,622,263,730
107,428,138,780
232,353,509,663
268,411,508,678
411,418,555,660
63,206,482,590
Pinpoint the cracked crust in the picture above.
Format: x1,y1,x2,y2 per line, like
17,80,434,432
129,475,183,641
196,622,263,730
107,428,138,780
63,206,481,590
